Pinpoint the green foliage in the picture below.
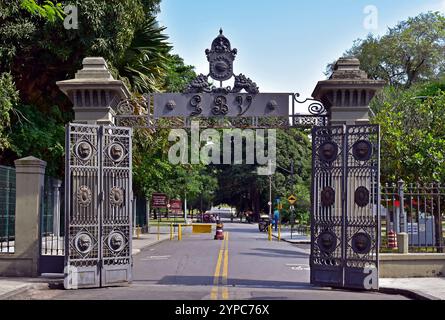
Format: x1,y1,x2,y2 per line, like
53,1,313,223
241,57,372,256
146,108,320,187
214,128,312,217
8,104,70,176
115,16,172,93
20,0,65,22
163,54,197,92
371,81,445,182
0,73,19,150
329,12,445,88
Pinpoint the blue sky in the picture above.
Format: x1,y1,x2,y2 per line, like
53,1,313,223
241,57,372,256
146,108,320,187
158,0,445,97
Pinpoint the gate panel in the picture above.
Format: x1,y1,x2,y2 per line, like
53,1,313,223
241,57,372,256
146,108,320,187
310,126,345,287
310,125,380,290
344,125,380,289
65,124,133,289
100,126,133,286
65,124,101,289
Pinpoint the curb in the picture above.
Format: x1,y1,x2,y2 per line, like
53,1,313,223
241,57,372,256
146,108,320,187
131,235,173,256
272,234,311,244
379,286,440,301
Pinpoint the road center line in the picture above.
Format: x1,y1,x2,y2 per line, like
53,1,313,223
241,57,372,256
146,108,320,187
210,235,226,300
222,232,229,300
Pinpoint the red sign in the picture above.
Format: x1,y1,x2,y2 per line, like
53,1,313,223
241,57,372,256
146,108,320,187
170,199,183,213
151,193,168,208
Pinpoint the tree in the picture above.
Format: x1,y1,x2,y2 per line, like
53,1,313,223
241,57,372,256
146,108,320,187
328,12,445,88
0,73,19,151
371,81,445,183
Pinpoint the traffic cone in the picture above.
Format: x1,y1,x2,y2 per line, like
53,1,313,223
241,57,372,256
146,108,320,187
214,222,224,240
387,230,398,249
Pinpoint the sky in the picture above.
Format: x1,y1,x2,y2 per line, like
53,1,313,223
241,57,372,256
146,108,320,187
158,0,445,98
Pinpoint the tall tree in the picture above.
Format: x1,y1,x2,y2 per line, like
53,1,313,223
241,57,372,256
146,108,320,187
327,12,445,88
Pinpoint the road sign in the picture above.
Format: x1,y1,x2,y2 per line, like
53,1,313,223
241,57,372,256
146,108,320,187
152,193,168,208
169,199,182,213
288,195,297,205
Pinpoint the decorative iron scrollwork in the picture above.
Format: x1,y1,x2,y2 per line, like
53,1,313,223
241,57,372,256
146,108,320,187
293,93,327,115
317,230,337,254
321,187,335,207
355,186,370,207
212,96,229,115
236,95,253,116
267,100,278,111
183,30,260,95
184,74,212,94
109,187,124,207
351,232,372,255
77,185,92,208
190,95,203,117
318,141,339,163
108,231,126,253
74,141,93,161
232,74,259,94
166,100,176,110
75,232,93,254
108,142,125,163
352,140,373,161
206,28,237,82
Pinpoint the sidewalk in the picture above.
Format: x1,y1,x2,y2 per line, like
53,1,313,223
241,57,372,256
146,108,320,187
0,227,176,300
0,277,58,300
380,278,445,300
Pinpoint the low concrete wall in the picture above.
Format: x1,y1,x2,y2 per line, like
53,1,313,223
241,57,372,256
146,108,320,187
380,253,445,278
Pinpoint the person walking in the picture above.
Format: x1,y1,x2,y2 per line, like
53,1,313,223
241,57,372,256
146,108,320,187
273,208,280,231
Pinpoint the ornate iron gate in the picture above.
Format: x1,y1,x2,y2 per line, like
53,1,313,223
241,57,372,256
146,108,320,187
64,123,132,289
310,124,380,290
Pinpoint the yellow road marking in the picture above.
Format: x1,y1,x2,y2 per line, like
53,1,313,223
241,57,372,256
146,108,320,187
222,232,229,300
210,235,226,300
211,232,229,300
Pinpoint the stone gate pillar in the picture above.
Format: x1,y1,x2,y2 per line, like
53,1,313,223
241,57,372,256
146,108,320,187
0,157,46,277
56,57,131,125
312,58,385,125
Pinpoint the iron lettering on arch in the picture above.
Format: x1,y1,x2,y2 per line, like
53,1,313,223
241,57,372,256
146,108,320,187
310,124,380,290
114,29,328,128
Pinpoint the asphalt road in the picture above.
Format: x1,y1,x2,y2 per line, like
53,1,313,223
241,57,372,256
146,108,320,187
13,222,408,300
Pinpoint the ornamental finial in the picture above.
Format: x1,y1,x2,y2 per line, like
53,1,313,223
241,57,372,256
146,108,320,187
219,28,223,35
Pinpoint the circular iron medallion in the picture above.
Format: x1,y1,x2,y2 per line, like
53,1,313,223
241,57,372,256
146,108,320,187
108,232,125,253
77,186,92,208
321,187,335,207
75,141,93,161
354,187,370,207
317,231,337,254
75,232,93,254
352,140,373,161
109,187,124,207
318,142,339,163
108,143,125,162
351,232,372,255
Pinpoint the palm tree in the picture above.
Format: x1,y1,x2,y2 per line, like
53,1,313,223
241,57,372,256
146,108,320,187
116,16,172,94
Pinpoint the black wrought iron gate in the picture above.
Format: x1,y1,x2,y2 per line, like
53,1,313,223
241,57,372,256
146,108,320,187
310,125,380,290
64,123,132,289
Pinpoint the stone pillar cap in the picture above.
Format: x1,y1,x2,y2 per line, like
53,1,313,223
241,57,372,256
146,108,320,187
74,57,114,80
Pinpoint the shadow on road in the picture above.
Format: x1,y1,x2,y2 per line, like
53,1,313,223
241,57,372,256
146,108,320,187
137,275,311,289
240,248,309,258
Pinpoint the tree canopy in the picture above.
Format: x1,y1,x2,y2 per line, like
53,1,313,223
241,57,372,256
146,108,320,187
328,12,445,88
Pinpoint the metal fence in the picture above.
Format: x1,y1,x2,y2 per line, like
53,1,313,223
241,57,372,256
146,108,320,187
40,176,64,256
0,166,15,254
381,181,444,253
